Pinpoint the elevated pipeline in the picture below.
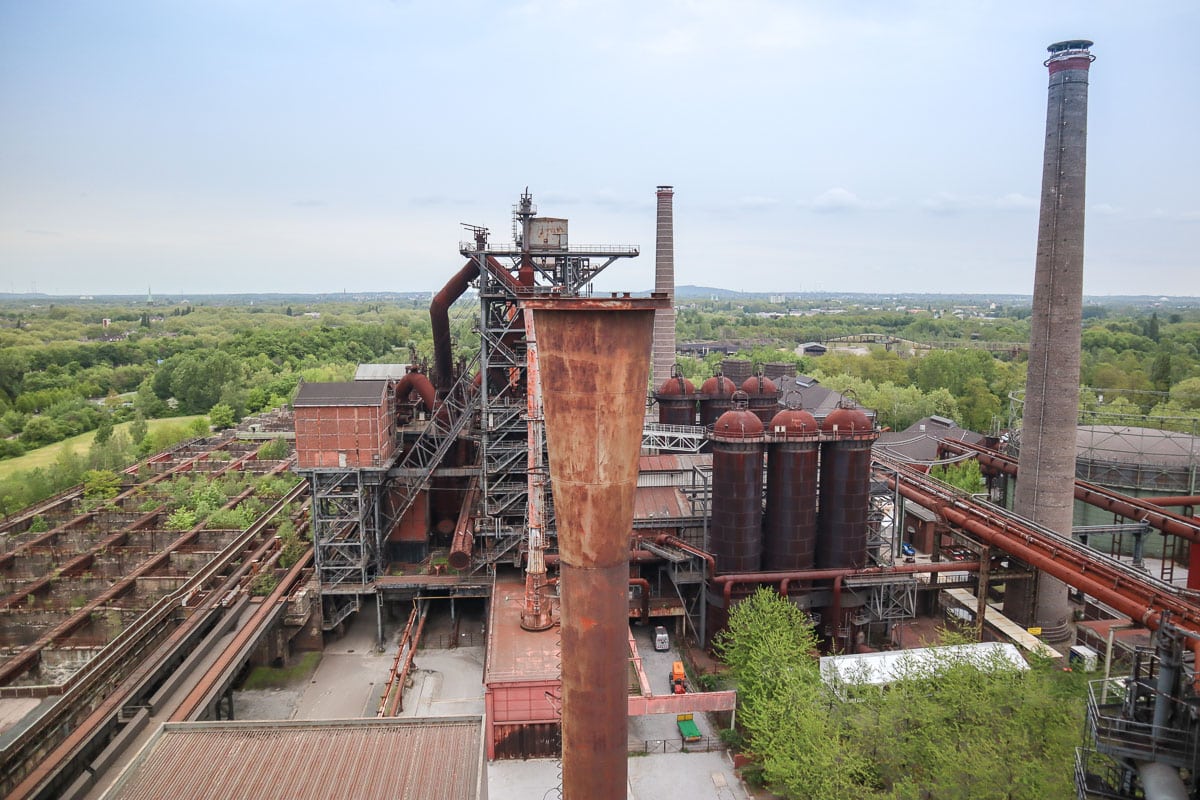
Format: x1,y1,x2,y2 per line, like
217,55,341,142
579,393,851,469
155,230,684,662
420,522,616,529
431,257,530,394
651,533,717,577
394,369,436,416
879,457,1200,635
940,440,1200,545
713,561,983,607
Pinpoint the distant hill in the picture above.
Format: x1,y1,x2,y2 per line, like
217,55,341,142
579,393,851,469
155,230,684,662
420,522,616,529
2,289,1197,310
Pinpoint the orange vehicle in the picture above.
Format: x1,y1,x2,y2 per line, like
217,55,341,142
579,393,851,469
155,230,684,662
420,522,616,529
670,661,687,694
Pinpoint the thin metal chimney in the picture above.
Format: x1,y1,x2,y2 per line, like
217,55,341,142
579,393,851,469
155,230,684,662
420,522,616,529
1009,40,1095,640
525,292,667,800
652,186,676,390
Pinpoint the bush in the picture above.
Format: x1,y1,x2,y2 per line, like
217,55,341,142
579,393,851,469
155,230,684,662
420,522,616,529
165,508,198,531
250,571,279,596
258,437,290,460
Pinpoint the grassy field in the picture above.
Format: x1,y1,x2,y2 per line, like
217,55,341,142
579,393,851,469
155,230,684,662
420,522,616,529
0,416,206,480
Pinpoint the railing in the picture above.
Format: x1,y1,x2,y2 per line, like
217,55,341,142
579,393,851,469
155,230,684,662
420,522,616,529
459,242,639,257
628,736,727,755
1086,677,1199,767
418,632,486,650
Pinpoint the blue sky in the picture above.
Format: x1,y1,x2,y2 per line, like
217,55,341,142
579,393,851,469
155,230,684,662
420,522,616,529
1,1,1196,296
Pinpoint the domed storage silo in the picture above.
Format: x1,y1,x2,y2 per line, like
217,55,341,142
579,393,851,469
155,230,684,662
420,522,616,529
742,372,780,426
654,367,697,427
699,372,737,429
815,406,878,570
764,407,819,571
710,396,765,574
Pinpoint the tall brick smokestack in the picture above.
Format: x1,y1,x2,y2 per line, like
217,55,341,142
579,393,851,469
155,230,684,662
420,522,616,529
1008,40,1095,641
652,186,676,390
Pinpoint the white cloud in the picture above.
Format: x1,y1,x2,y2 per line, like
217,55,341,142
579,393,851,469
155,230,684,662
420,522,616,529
994,193,1037,211
809,187,889,213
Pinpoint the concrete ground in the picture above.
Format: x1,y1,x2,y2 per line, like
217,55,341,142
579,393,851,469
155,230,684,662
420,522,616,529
488,752,749,800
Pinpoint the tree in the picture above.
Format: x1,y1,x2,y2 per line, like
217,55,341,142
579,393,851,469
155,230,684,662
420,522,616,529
129,413,149,448
714,588,870,798
208,403,236,430
82,469,121,504
930,458,985,494
94,415,114,446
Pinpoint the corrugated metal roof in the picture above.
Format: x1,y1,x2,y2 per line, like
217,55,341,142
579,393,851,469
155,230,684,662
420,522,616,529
484,580,560,684
876,417,986,464
101,717,484,800
637,454,711,473
820,642,1028,693
293,380,388,407
633,485,694,522
1076,425,1200,468
354,363,411,381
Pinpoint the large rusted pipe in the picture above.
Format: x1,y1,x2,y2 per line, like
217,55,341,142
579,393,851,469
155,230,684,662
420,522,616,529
431,257,527,395
716,560,983,606
1143,496,1200,509
652,533,717,577
884,470,1200,634
942,441,1200,546
447,481,479,571
394,369,436,416
526,293,666,800
431,261,478,393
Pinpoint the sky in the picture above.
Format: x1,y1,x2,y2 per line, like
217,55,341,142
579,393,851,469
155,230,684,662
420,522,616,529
1,1,1197,298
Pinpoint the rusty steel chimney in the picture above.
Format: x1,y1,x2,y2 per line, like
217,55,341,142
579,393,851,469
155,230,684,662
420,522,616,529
1009,40,1095,640
652,186,676,391
525,292,667,800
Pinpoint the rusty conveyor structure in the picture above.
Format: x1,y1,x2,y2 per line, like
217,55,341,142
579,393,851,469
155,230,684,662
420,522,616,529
877,452,1200,639
939,439,1200,581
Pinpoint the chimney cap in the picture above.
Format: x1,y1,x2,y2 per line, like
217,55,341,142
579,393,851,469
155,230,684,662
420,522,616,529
1047,39,1093,54
656,185,674,192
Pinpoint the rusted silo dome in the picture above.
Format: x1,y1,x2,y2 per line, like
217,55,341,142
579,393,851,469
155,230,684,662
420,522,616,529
700,375,736,396
741,375,778,395
656,374,696,396
821,406,872,434
713,407,764,439
769,407,818,435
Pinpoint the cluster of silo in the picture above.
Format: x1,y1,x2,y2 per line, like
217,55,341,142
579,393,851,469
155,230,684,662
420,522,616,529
709,395,765,573
741,370,779,425
815,406,878,570
763,406,820,570
654,366,697,427
707,400,880,576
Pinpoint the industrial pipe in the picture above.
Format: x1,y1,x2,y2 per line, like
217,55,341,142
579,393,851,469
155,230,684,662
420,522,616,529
1143,496,1200,509
883,470,1200,635
447,481,479,571
431,261,479,394
652,533,716,577
394,369,436,416
1135,761,1189,800
430,257,528,394
942,442,1200,545
714,561,983,607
